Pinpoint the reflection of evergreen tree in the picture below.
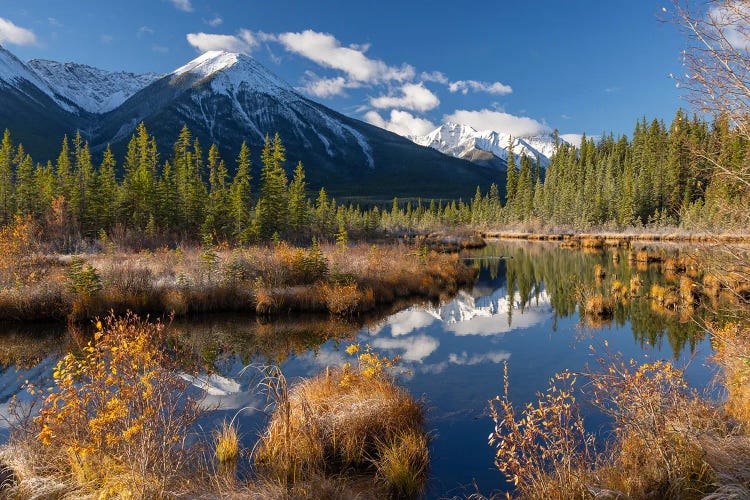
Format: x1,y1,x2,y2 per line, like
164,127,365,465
472,242,710,357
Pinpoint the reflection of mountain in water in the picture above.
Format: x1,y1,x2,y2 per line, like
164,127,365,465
437,288,552,331
375,287,553,341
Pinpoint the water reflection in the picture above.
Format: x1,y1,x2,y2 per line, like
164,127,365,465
0,241,719,497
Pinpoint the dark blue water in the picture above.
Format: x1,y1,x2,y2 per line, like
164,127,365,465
0,242,717,497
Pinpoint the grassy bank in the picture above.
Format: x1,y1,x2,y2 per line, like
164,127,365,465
0,219,476,323
0,315,429,499
486,243,750,499
481,230,750,245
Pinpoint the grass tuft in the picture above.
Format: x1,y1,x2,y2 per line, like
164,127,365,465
214,420,240,465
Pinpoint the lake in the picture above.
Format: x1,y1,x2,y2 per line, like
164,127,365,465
0,241,719,498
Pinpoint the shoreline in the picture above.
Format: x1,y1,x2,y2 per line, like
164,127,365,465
0,243,477,324
478,231,750,245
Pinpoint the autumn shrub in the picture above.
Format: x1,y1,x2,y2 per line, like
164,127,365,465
630,274,644,296
30,313,205,497
320,282,361,316
490,355,729,499
584,294,615,319
587,356,720,498
593,263,606,280
254,344,426,495
488,364,595,499
711,321,750,427
0,215,40,287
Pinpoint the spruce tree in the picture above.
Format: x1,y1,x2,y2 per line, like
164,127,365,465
0,130,15,223
229,141,252,241
288,161,309,235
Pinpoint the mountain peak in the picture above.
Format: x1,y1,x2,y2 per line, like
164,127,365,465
412,123,565,169
27,59,162,114
170,50,293,95
171,51,241,78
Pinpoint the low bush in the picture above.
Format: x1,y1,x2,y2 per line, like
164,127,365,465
26,313,204,498
254,344,428,496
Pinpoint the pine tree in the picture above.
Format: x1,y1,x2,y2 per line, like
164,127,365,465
203,144,231,238
288,161,309,235
14,152,35,217
91,146,119,232
121,123,158,229
229,141,252,241
0,130,15,223
505,137,517,217
256,133,289,239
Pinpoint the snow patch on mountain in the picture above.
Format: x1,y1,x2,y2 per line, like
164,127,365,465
171,51,293,96
172,51,374,167
0,45,77,113
412,122,564,168
28,59,162,114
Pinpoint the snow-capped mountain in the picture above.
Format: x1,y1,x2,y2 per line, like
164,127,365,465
411,122,564,170
0,46,499,199
28,59,161,114
0,45,77,112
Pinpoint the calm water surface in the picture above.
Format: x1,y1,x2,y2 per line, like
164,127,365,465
0,241,718,497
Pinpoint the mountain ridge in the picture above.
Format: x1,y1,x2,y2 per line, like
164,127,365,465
0,45,501,200
411,122,565,170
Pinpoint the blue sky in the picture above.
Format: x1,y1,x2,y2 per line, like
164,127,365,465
0,0,687,142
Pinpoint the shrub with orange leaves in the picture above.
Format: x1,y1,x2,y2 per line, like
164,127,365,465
488,364,595,498
33,313,204,497
490,349,728,499
0,215,40,287
711,321,750,426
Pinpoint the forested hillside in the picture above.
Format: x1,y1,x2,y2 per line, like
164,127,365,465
0,108,746,251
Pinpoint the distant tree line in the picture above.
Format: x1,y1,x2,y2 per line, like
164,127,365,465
496,109,747,228
0,109,745,248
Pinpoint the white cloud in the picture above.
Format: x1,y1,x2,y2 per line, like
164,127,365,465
304,76,347,98
448,79,512,95
47,17,63,28
100,34,114,44
186,29,258,54
137,26,154,38
256,31,278,42
0,17,37,46
371,334,439,363
365,110,437,137
168,0,193,12
421,70,448,84
448,350,511,365
277,30,414,83
206,15,223,27
302,71,361,98
373,309,438,337
708,3,750,50
152,44,169,54
370,82,440,112
443,109,550,136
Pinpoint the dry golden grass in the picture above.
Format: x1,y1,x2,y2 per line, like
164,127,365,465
594,263,606,280
490,353,749,500
581,236,605,249
584,294,615,319
0,240,474,323
254,346,427,496
214,420,240,465
712,322,750,427
374,430,430,498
